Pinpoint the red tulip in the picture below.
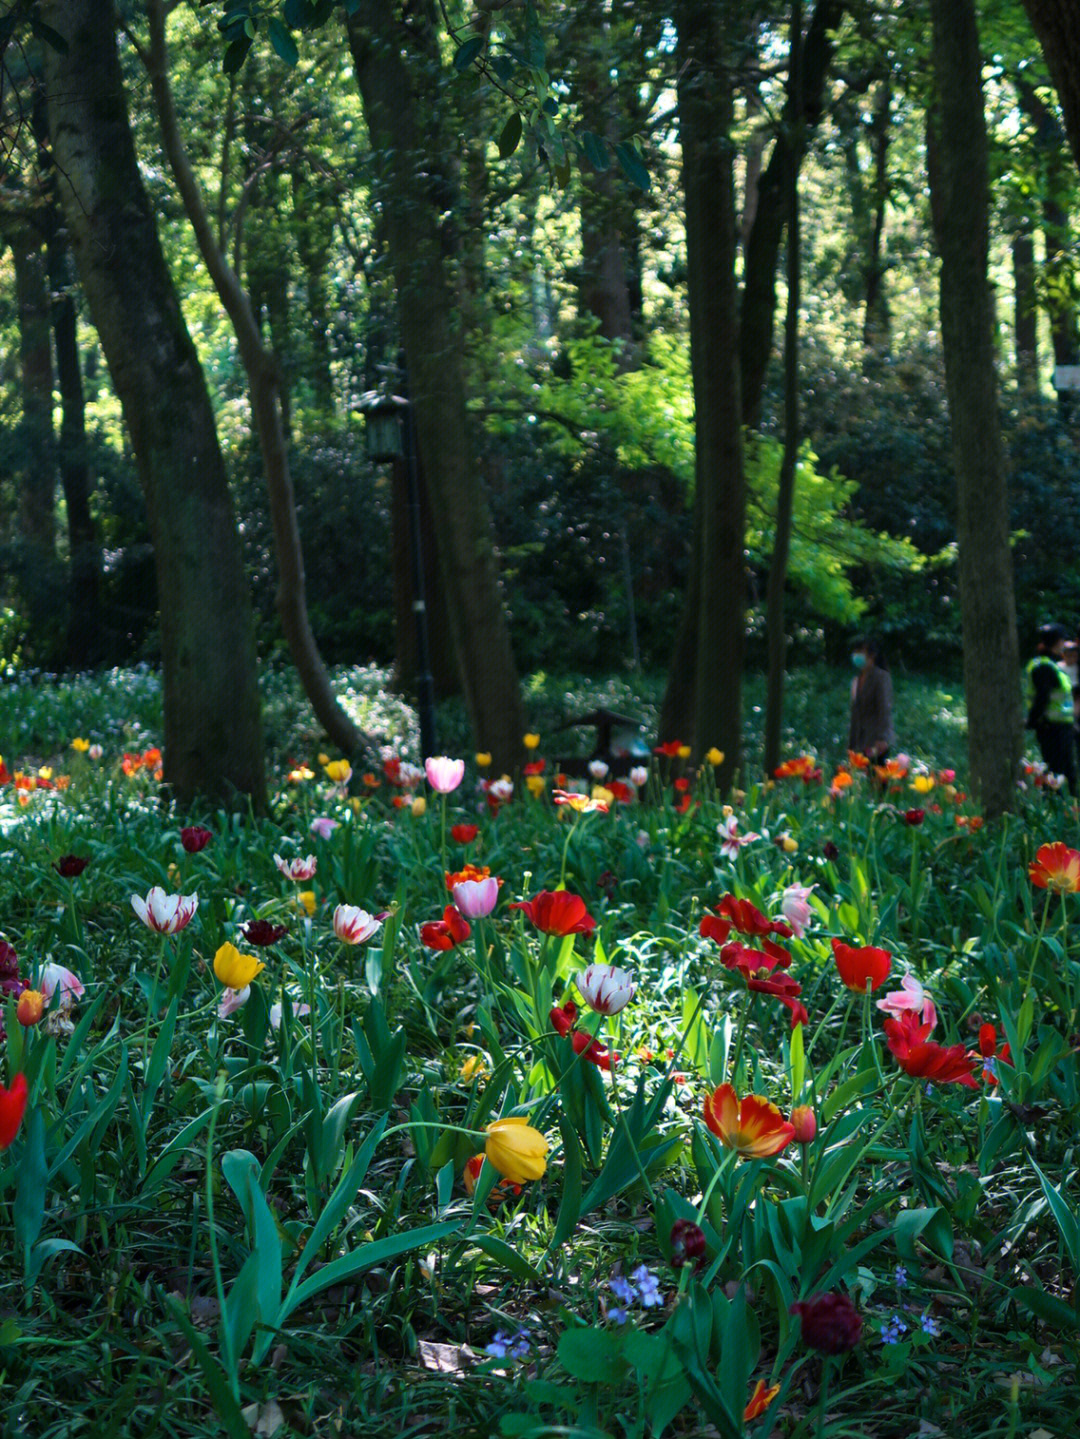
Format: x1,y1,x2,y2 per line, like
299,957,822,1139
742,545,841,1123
420,905,471,951
451,824,479,844
0,1072,28,1150
54,854,90,877
1029,842,1080,893
242,919,288,946
832,938,891,993
180,826,213,853
884,1011,979,1088
511,890,596,936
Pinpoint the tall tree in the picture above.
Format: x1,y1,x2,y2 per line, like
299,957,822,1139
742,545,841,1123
1020,0,1080,171
144,0,374,763
660,0,746,783
346,1,525,769
40,0,266,807
763,0,803,776
928,0,1021,815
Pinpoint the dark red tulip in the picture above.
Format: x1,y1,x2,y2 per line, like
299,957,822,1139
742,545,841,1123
54,855,90,878
790,1292,863,1353
180,826,213,853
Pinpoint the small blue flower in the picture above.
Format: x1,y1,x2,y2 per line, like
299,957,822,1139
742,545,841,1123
509,1328,531,1358
894,1265,908,1288
631,1264,664,1308
880,1313,909,1345
607,1306,629,1325
609,1275,637,1305
485,1330,511,1358
920,1314,940,1336
983,1056,998,1079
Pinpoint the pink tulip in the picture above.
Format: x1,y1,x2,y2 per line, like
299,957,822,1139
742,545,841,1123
876,972,936,1028
781,883,815,939
452,877,499,919
588,759,610,781
131,886,199,935
425,756,465,794
629,766,649,789
274,854,317,882
309,816,339,840
39,962,85,1009
576,963,636,1015
332,904,382,945
217,985,250,1019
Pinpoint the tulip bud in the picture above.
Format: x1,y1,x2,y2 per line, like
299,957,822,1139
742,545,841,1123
16,989,44,1027
790,1105,817,1143
669,1218,707,1269
790,1292,863,1353
411,796,428,817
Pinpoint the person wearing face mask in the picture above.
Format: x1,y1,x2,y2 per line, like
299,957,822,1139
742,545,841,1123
848,636,894,763
1026,622,1076,794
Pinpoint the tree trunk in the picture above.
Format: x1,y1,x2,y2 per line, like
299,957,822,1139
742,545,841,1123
665,1,745,787
740,0,846,428
145,0,374,764
763,0,803,777
1020,0,1080,171
48,217,103,666
1012,228,1039,386
347,2,524,771
390,453,459,698
9,229,57,561
862,76,892,352
928,0,1021,816
40,0,266,808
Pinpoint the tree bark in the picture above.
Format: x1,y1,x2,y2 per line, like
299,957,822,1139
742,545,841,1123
10,228,57,561
1020,0,1080,172
1012,228,1039,386
47,217,103,666
40,0,266,808
663,1,745,787
347,1,524,771
145,0,374,764
928,0,1021,816
862,76,892,352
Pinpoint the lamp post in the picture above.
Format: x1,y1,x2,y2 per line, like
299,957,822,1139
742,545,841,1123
358,363,437,760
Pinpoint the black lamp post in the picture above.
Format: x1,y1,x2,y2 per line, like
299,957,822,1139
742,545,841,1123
358,365,437,761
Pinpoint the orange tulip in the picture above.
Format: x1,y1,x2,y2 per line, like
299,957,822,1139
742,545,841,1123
1029,842,1080,893
703,1084,795,1158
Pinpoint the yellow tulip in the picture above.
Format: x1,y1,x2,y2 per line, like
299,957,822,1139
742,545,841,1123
525,774,546,798
323,759,352,785
705,747,724,766
296,890,316,916
213,942,265,989
523,733,541,750
71,737,90,753
475,752,492,768
484,1117,548,1184
911,775,935,794
411,795,428,817
677,744,692,759
317,753,330,766
782,836,799,853
592,785,614,804
459,1054,486,1083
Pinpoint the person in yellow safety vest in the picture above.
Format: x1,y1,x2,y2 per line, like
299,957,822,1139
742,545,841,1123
1026,622,1076,795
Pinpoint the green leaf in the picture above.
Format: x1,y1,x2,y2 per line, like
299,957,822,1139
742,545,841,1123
454,35,485,71
162,1293,252,1439
469,1233,545,1284
556,1326,626,1381
281,1219,462,1320
222,36,252,73
287,1114,387,1299
1030,1158,1080,1269
523,0,545,69
582,131,608,172
497,112,523,160
267,16,299,65
614,141,650,192
893,1206,954,1263
551,1112,583,1247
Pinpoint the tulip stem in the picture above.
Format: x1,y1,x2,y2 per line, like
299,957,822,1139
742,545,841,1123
141,935,169,1081
815,1357,832,1439
1021,888,1053,1004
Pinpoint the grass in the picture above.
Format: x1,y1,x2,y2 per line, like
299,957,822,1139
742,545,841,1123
0,664,1075,1439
